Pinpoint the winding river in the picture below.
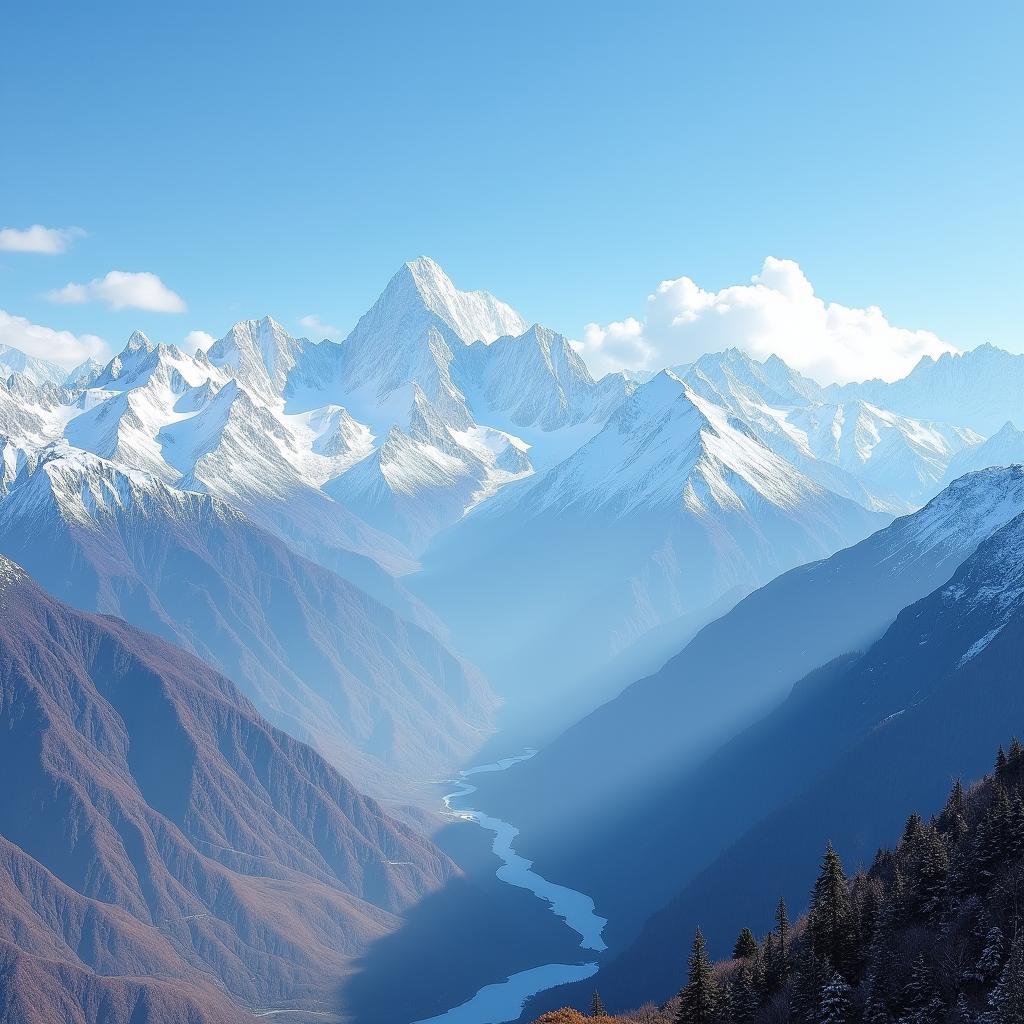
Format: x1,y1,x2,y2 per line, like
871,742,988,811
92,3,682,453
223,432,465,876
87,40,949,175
413,752,607,1024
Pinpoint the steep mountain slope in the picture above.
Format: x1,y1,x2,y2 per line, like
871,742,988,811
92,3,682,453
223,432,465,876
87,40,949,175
418,370,887,721
0,344,66,386
63,356,104,388
290,259,629,547
531,741,1024,1024
829,342,1024,435
0,555,457,1023
574,498,1024,1011
287,257,528,431
0,446,495,803
475,466,1024,934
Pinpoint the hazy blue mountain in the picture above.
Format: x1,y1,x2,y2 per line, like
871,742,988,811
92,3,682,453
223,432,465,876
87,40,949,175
0,446,495,803
476,466,1024,948
0,554,456,1024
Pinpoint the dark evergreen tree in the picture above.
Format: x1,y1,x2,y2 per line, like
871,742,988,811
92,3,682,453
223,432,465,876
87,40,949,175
945,778,967,821
732,927,758,961
715,978,734,1024
1010,737,1024,766
987,931,1024,1024
790,942,829,1024
918,827,949,923
590,990,606,1017
977,788,1011,886
863,991,892,1024
901,955,943,1023
818,970,853,1024
809,844,855,974
902,812,925,845
676,928,718,1024
974,925,1006,984
735,953,766,1022
996,745,1009,780
773,897,790,985
954,991,975,1024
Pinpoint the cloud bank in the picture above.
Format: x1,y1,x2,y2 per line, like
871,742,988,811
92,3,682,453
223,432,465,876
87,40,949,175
577,258,958,385
47,271,186,313
0,225,84,254
182,330,215,354
298,314,341,339
0,310,107,371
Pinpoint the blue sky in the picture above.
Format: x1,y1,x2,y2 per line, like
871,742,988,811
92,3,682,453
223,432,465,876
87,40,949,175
2,0,1021,378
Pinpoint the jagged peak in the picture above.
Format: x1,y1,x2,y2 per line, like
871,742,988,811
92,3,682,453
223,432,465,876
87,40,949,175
123,330,154,354
374,256,527,344
993,419,1023,437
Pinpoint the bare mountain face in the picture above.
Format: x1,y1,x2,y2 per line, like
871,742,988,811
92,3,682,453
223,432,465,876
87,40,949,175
0,555,457,1024
0,446,495,804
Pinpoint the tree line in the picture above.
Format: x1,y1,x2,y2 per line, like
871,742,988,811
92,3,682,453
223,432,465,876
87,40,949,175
533,737,1024,1024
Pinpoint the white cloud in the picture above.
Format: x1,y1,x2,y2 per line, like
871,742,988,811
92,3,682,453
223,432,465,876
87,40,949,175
577,257,958,385
182,330,215,354
0,310,108,371
298,314,341,339
46,271,186,313
0,224,85,254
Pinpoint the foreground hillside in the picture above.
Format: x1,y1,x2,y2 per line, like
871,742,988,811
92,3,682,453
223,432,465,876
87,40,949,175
0,556,455,1023
532,737,1024,1023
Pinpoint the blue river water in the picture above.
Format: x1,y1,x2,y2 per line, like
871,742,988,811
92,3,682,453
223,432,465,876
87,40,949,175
413,752,607,1024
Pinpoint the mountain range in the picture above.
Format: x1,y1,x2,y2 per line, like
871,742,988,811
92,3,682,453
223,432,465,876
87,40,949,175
5,257,1024,1024
3,262,1022,734
0,554,456,1023
0,444,494,803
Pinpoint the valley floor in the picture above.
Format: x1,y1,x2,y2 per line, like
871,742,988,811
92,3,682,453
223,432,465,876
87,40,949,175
336,778,589,1024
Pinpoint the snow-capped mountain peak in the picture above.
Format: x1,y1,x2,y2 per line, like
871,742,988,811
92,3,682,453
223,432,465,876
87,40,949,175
0,345,67,387
400,256,528,344
206,315,304,400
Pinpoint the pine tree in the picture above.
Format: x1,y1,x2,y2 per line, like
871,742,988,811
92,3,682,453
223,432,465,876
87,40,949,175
995,745,1009,779
918,827,949,923
863,992,891,1024
732,927,758,960
730,964,760,1024
901,955,943,1024
1010,736,1024,766
716,978,734,1024
945,779,968,821
818,970,853,1024
790,943,829,1024
590,990,606,1017
987,931,1024,1024
774,898,790,984
1008,793,1024,857
676,928,718,1024
975,925,1006,984
955,992,975,1024
902,812,926,850
976,789,1011,886
809,844,855,973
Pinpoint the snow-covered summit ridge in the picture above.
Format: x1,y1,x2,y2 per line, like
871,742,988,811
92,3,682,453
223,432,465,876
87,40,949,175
401,256,528,344
7,258,1024,561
